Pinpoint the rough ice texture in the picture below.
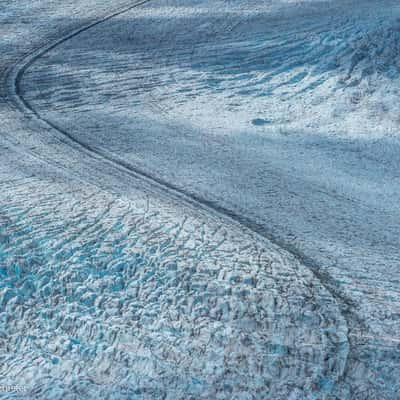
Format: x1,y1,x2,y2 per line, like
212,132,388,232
0,166,347,399
0,1,348,398
1,0,400,399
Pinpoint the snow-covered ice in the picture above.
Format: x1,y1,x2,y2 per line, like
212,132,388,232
0,160,348,399
1,0,400,398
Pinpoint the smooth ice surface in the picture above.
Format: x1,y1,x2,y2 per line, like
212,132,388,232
1,0,400,399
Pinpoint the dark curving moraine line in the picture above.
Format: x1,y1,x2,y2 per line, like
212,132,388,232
5,0,351,392
8,0,153,99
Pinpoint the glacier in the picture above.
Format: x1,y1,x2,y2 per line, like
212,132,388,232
1,0,400,399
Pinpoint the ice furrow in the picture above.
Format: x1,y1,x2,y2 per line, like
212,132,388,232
16,0,400,398
0,1,354,398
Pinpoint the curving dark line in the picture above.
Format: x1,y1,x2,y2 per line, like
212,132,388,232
6,0,353,389
11,0,152,95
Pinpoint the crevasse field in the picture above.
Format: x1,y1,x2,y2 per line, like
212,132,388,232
0,0,400,399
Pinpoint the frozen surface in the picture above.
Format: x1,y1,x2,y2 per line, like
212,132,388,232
0,2,349,399
1,0,400,399
0,159,347,399
0,0,348,399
